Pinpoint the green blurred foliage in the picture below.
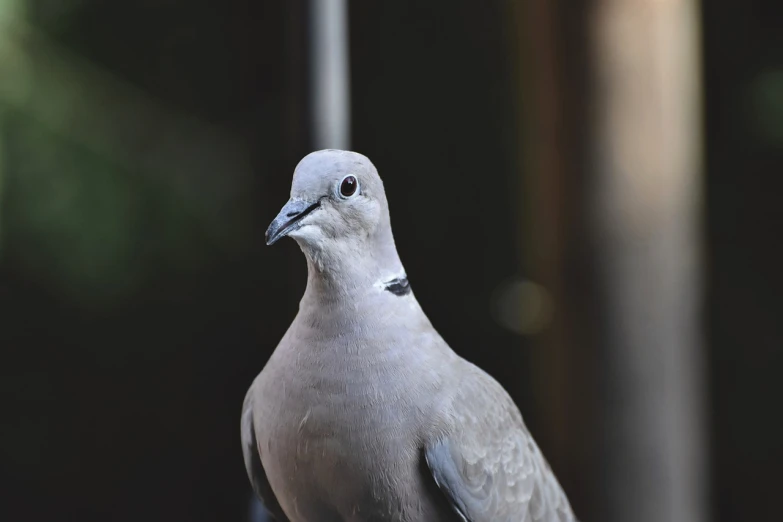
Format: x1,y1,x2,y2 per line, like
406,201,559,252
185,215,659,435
750,69,783,146
2,110,223,305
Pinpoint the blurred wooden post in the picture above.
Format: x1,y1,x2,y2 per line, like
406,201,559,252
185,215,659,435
515,0,707,520
588,1,707,521
513,0,593,514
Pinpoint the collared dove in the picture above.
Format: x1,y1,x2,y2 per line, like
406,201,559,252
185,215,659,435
241,150,576,522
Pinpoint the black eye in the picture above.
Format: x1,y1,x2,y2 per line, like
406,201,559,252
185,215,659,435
339,175,358,197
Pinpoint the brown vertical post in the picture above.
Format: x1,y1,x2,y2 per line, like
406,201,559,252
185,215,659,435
512,0,707,520
511,0,595,515
515,0,570,462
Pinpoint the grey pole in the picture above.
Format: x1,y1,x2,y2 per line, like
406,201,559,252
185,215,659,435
309,0,351,150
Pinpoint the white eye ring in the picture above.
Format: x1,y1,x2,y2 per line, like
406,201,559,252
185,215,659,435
338,175,359,198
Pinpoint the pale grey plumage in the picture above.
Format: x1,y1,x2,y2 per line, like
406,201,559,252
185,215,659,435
242,150,576,522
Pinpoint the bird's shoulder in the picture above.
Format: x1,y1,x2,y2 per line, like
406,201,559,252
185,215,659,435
425,360,575,522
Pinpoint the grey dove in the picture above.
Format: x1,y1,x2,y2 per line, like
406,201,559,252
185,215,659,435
241,150,576,522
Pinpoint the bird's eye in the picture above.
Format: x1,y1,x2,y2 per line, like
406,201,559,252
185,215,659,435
339,175,358,198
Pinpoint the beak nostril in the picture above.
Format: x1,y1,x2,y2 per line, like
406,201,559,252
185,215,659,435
286,212,300,217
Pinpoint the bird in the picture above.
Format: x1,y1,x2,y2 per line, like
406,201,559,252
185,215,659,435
241,149,576,522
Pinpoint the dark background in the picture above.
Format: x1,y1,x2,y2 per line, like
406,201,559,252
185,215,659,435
1,1,781,521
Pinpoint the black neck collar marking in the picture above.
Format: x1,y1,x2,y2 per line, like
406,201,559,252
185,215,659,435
383,275,411,296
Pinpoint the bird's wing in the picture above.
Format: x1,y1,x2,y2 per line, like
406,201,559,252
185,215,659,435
424,365,575,522
241,389,290,522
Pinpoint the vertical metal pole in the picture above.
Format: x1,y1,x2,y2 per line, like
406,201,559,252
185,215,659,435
309,0,351,150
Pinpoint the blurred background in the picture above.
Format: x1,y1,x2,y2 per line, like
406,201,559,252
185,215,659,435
1,0,781,521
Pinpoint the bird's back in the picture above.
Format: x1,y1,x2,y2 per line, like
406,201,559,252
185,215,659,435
431,359,575,521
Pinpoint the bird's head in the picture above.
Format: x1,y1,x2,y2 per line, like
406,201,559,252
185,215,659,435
266,150,402,280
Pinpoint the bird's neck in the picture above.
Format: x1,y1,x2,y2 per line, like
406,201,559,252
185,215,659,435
301,252,405,304
298,223,405,305
292,239,439,365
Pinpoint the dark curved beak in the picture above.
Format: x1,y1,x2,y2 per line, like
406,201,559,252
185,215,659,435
265,199,322,245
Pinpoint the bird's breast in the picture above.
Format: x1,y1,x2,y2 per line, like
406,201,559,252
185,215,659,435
253,345,444,521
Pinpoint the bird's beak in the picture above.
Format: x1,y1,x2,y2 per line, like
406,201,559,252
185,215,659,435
265,198,322,246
